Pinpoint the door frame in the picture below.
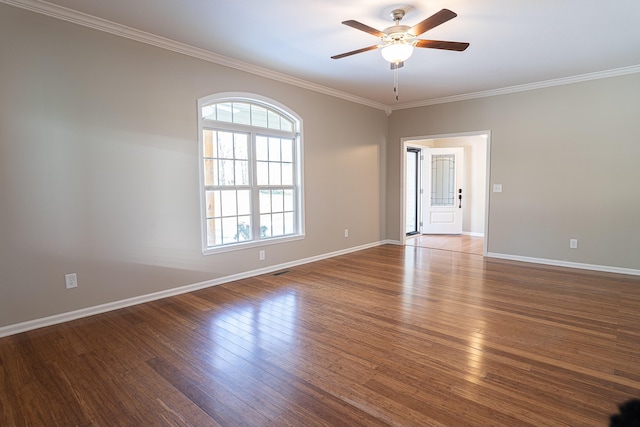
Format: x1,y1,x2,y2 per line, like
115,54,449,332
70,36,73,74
405,146,423,236
399,130,492,256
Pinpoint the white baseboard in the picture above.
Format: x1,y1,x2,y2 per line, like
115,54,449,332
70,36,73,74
462,231,484,237
0,241,386,338
381,239,403,245
486,252,640,276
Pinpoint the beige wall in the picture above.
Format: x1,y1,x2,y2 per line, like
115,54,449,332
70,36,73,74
0,4,387,328
388,74,640,269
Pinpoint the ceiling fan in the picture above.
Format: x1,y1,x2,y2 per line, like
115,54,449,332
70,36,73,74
331,8,469,68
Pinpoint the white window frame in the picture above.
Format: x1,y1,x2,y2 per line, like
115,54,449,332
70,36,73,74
197,93,304,255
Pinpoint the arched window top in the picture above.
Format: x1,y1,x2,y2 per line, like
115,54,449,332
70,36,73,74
199,93,299,134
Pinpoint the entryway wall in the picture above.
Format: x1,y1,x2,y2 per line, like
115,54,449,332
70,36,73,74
407,134,487,236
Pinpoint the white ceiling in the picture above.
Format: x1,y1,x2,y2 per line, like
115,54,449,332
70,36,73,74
7,0,640,109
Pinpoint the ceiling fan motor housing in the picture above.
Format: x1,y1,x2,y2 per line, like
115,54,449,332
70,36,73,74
382,26,413,43
383,9,414,44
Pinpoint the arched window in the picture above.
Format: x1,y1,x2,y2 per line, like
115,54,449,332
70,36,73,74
197,93,304,254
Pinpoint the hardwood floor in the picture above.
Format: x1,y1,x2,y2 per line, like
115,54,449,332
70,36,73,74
1,245,639,426
406,234,484,255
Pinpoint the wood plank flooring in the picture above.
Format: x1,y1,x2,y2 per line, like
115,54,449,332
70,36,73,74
1,244,640,426
406,234,484,255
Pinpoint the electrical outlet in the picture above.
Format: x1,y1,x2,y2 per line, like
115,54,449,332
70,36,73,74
65,273,78,289
344,229,349,238
492,184,503,193
569,239,578,249
259,250,265,261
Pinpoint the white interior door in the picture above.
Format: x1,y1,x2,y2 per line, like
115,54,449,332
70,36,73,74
423,147,464,234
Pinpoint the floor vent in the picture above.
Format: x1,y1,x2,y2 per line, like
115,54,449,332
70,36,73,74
272,270,291,276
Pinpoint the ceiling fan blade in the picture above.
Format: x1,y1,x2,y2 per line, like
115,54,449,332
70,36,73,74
331,45,379,60
342,20,385,38
415,39,470,51
408,9,457,36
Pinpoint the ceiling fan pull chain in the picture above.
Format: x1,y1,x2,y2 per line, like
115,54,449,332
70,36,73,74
394,66,399,101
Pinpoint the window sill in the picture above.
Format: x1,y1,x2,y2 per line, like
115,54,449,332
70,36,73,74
202,234,305,256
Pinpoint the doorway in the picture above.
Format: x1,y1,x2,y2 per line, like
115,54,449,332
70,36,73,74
401,131,491,255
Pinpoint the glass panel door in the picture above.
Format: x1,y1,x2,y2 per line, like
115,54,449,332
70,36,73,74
406,148,421,235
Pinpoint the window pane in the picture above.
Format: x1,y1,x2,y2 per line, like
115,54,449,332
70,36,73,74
269,163,281,185
221,190,237,216
203,159,217,186
222,217,237,244
217,132,234,158
237,190,251,216
260,214,271,237
281,139,292,162
205,190,221,218
220,159,235,185
284,189,293,211
282,163,293,185
256,136,268,161
203,130,216,158
251,105,268,128
235,160,249,186
272,213,284,236
281,118,293,132
233,103,251,125
207,219,222,246
236,216,251,241
234,134,248,160
267,110,280,130
269,138,281,161
431,154,456,206
272,190,284,213
259,190,271,214
202,105,216,121
284,212,294,234
216,103,233,123
255,161,267,186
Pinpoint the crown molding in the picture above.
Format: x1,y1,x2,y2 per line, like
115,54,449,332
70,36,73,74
0,0,391,113
2,0,638,115
391,64,640,111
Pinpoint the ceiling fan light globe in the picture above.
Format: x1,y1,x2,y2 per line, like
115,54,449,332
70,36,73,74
381,43,414,63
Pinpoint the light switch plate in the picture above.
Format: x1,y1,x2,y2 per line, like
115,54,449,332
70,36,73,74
493,184,503,193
